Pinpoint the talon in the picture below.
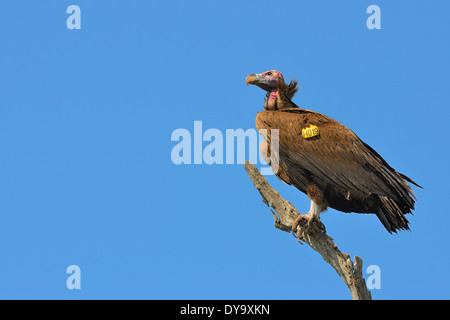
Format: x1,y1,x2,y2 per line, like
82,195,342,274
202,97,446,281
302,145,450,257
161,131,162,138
300,212,316,226
316,220,326,233
291,215,302,233
292,214,312,242
292,225,304,243
292,211,326,238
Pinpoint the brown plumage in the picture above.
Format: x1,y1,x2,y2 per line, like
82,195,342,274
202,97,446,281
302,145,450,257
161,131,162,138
246,70,421,233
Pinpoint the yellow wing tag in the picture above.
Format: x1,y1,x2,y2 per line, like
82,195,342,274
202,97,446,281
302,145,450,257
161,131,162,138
302,125,320,139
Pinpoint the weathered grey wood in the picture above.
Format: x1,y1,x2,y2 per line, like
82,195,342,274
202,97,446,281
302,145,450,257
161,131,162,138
244,161,372,300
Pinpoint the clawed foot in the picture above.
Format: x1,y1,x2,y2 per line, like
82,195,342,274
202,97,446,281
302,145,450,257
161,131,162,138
291,212,326,241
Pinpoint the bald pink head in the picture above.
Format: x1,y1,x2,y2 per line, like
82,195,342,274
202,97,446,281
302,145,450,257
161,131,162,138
260,70,284,82
246,70,289,110
245,70,284,92
246,69,299,110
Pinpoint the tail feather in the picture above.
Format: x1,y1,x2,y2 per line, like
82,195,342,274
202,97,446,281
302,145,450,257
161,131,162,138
399,173,423,190
376,196,411,233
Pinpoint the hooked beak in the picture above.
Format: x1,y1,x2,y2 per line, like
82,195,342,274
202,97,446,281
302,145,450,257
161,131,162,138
245,73,278,92
246,74,260,86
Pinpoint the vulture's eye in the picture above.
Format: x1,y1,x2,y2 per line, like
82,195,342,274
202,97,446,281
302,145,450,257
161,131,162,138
267,72,273,76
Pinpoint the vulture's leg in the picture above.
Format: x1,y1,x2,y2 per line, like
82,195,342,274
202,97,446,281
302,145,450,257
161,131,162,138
292,185,327,239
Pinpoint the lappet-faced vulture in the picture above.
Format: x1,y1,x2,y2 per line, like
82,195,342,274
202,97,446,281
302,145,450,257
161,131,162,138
246,70,421,235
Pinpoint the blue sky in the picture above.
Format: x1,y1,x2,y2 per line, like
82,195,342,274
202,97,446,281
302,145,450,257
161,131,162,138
0,0,449,299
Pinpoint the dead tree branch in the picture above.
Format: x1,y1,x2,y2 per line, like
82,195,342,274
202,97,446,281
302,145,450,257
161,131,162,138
244,161,372,300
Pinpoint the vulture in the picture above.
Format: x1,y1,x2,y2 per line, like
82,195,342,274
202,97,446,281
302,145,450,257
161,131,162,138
246,70,421,234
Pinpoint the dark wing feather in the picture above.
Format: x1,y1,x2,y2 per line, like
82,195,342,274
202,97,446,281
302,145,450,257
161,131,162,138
256,108,419,216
